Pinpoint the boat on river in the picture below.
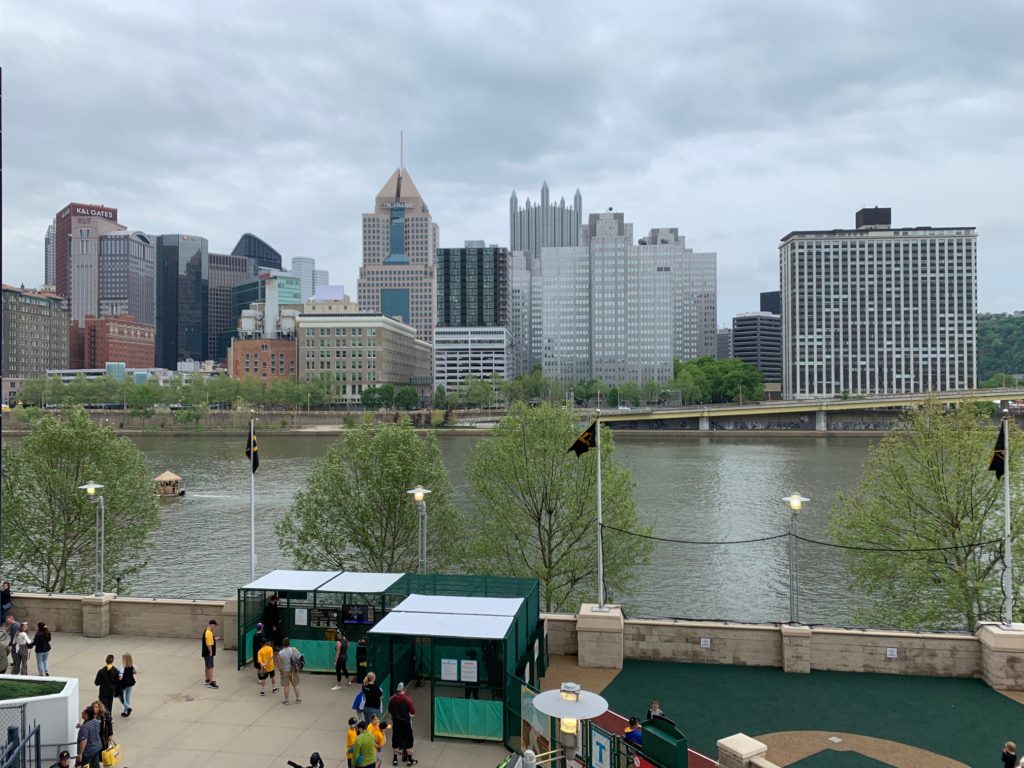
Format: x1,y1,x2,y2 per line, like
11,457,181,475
154,470,185,498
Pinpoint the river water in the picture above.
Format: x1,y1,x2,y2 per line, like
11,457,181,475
107,432,875,625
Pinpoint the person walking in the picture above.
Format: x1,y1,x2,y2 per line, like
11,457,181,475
279,637,303,704
91,700,113,743
94,655,120,713
0,581,11,623
75,708,102,768
118,653,137,717
256,637,278,696
346,717,359,768
332,631,350,689
12,622,31,675
352,721,377,768
368,713,389,768
361,671,383,724
33,623,52,676
387,681,417,765
201,619,219,688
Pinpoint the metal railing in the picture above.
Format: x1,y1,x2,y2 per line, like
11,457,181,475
0,703,41,768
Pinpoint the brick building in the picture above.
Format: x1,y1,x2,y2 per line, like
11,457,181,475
229,338,298,382
81,315,155,368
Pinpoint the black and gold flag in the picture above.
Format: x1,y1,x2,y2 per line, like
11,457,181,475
245,425,260,474
989,421,1006,481
568,420,598,457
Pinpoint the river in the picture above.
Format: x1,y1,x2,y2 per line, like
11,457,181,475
102,432,875,625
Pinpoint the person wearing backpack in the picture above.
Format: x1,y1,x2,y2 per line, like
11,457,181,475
278,637,303,704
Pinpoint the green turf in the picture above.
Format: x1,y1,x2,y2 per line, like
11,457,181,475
600,660,1024,766
0,679,64,701
790,751,893,767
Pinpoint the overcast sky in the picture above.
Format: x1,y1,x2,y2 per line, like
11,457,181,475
3,0,1022,324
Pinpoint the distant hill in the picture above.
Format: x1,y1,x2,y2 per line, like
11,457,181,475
978,312,1024,381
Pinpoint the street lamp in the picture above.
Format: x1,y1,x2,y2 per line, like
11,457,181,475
783,494,809,625
78,481,106,596
529,682,609,767
406,485,431,574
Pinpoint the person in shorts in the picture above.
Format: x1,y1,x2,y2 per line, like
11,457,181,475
278,637,302,704
257,637,278,696
387,682,417,765
201,619,218,688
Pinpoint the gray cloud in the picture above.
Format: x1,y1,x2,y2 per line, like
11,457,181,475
2,0,1022,323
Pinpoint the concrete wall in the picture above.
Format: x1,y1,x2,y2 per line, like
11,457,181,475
0,674,79,751
809,626,981,677
623,619,783,667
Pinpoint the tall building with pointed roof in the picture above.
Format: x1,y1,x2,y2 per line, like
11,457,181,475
357,167,439,342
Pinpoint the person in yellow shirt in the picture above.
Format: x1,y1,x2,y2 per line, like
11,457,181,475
368,713,389,768
346,717,358,768
256,638,278,696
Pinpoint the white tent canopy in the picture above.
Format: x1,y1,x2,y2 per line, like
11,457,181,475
242,569,340,592
367,593,524,640
318,572,405,594
393,594,523,617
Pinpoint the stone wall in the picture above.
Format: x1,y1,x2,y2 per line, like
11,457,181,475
623,619,784,667
809,626,981,677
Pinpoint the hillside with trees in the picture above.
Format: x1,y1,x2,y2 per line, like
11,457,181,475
978,312,1024,383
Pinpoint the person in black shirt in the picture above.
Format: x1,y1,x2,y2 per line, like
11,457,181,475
94,655,120,714
0,581,11,623
360,671,383,724
262,595,284,649
33,622,52,676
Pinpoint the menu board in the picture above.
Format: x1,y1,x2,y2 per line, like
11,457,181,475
311,608,339,628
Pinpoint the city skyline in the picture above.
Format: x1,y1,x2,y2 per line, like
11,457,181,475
2,1,1022,325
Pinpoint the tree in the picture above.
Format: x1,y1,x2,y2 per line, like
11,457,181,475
977,312,1024,381
361,386,383,409
828,400,1023,631
0,406,160,593
672,357,764,403
395,386,420,411
275,419,461,572
461,402,654,612
619,381,642,406
463,376,491,408
433,385,448,409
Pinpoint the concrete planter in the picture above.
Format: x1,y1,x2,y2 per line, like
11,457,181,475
0,674,79,750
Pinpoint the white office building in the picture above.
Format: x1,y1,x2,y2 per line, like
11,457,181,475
780,207,977,398
433,326,512,394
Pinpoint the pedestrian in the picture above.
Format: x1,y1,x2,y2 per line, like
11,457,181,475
355,637,368,684
361,671,383,724
12,622,31,675
352,721,377,768
251,622,266,680
647,699,663,720
368,713,389,768
388,681,417,766
257,637,278,696
94,654,120,713
279,637,303,704
5,615,18,646
1004,742,1018,768
201,619,219,688
346,716,359,768
91,699,113,742
262,594,283,649
75,708,102,768
623,717,643,747
48,748,72,768
332,631,351,689
118,652,137,717
0,581,11,623
33,622,52,676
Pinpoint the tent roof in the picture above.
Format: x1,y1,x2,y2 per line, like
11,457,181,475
242,569,341,591
318,572,405,594
154,470,182,482
393,594,524,617
370,610,514,640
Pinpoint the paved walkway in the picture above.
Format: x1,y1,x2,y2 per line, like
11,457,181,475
40,633,508,768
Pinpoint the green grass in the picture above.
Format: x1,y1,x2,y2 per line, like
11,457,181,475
790,751,892,767
0,679,65,701
600,660,1024,766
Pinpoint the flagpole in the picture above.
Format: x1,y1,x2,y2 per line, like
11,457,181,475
250,413,256,582
1002,411,1013,627
596,408,605,609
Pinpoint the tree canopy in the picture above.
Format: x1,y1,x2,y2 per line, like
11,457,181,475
461,402,654,611
0,406,160,593
977,312,1024,382
672,357,765,404
275,419,460,572
828,400,1022,631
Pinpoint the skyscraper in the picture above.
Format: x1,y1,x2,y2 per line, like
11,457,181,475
208,251,255,361
357,166,439,342
540,212,717,386
51,202,121,302
436,242,510,327
44,223,56,287
760,290,781,315
154,234,209,368
231,233,283,271
780,208,977,398
291,257,316,301
508,183,582,373
732,312,781,384
97,231,156,325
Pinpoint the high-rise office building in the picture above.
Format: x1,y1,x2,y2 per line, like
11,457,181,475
732,312,782,384
51,202,121,301
540,212,717,386
154,234,209,368
508,183,582,373
313,269,329,295
433,327,512,395
760,290,781,316
209,252,255,361
97,231,156,326
2,284,69,378
780,207,977,398
291,257,316,301
357,167,439,342
231,233,283,271
436,242,510,327
44,223,57,286
716,328,733,360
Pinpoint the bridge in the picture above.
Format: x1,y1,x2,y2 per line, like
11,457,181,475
594,387,1024,431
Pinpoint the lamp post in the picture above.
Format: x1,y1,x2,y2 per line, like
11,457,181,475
78,481,106,596
783,494,809,625
529,682,609,768
407,485,431,574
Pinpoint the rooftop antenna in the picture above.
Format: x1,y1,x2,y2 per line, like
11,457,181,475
397,130,404,199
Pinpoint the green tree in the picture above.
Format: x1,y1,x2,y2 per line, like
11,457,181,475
642,379,661,405
125,380,160,418
361,386,383,409
463,376,491,408
828,400,1023,631
462,402,654,611
395,386,420,411
977,312,1024,381
433,385,448,409
378,384,396,409
619,381,642,406
275,419,460,572
673,357,764,403
0,406,160,593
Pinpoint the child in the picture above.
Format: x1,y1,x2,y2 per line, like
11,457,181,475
346,717,358,768
1003,741,1017,768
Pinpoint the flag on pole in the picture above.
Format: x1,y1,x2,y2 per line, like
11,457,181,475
245,425,260,473
989,421,1006,480
568,420,598,457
